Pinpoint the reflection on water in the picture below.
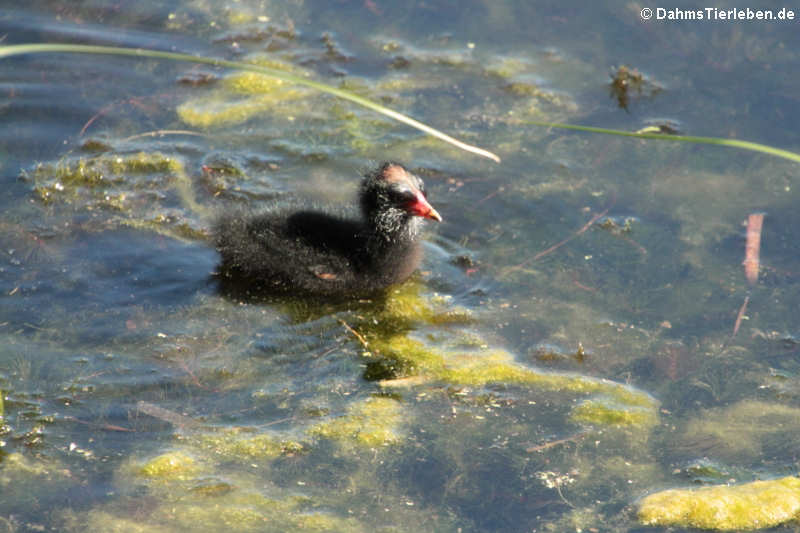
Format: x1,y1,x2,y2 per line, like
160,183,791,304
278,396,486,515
1,1,800,532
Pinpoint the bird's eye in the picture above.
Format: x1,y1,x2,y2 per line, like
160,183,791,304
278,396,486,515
389,187,416,204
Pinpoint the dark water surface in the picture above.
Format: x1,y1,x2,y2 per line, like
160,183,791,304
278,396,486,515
2,1,800,532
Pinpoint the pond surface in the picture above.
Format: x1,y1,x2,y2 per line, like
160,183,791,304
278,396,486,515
2,1,800,532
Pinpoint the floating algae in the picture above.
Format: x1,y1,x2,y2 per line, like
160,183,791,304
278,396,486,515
0,452,72,487
176,68,394,154
332,283,662,432
177,55,311,129
148,492,362,533
177,92,309,129
25,150,210,240
381,282,473,327
310,396,405,449
138,451,204,481
570,397,658,428
372,331,658,429
191,427,304,461
638,476,800,530
73,491,364,533
30,151,185,206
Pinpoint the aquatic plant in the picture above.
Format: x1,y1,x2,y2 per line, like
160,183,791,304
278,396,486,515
522,120,800,164
639,476,800,530
0,43,500,163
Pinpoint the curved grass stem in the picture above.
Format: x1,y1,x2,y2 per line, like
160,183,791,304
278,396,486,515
0,43,501,163
523,120,800,164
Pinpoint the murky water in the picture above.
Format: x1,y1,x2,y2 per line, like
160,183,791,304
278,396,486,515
2,1,800,532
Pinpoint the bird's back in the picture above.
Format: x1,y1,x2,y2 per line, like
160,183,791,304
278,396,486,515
215,206,398,296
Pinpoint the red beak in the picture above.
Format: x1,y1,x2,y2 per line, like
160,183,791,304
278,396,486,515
407,190,442,222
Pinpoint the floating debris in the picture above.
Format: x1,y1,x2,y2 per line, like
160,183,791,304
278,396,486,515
609,65,662,110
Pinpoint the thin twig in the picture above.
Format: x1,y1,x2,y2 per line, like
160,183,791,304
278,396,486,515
79,100,120,136
64,415,135,432
503,199,614,277
526,430,589,453
731,295,749,340
555,483,576,509
339,319,369,349
121,129,207,142
477,185,505,204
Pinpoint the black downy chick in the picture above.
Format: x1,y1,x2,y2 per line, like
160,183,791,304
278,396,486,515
213,162,442,297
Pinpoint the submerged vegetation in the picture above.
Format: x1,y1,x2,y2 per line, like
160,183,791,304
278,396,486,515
24,151,208,241
1,2,800,532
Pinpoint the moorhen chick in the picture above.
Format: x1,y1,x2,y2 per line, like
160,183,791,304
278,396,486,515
214,162,442,297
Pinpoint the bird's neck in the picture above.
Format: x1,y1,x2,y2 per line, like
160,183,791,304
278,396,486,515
363,211,421,265
369,210,420,242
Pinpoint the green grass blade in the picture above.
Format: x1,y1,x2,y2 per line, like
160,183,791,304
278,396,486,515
523,120,800,164
0,43,501,163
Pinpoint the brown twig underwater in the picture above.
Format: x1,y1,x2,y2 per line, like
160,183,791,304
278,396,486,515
743,213,764,286
731,295,749,339
526,430,589,453
502,200,614,278
339,319,369,349
729,213,764,341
